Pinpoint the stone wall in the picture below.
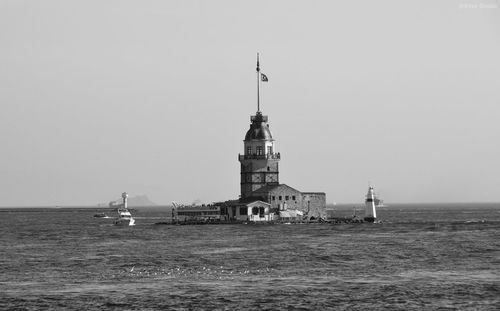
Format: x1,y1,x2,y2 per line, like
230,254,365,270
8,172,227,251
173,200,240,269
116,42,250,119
250,184,326,219
267,185,303,211
301,192,326,218
240,159,279,198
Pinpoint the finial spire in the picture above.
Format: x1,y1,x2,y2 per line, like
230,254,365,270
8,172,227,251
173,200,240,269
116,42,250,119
255,53,269,113
256,53,260,112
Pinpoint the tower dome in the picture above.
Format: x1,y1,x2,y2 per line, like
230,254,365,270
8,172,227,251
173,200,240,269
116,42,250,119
244,112,273,141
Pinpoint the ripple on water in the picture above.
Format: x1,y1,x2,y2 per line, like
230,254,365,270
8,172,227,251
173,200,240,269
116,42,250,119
191,247,249,255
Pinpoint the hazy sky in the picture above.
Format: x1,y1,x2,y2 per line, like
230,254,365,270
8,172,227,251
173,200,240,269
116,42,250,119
1,0,499,206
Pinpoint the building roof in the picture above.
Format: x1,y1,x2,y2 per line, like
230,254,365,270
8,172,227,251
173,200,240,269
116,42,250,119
245,124,273,141
244,112,273,141
249,184,301,196
245,200,271,207
301,192,327,195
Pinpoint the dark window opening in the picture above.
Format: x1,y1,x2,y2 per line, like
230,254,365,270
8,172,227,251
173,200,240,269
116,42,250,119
279,196,282,201
292,196,296,200
272,196,276,201
259,207,265,217
285,196,289,200
256,146,263,155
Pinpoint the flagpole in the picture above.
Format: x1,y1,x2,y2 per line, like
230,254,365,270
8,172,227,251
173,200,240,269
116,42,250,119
256,53,260,112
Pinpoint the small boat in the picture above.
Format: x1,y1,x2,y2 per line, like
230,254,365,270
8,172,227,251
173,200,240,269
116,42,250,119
114,192,135,226
115,207,135,226
93,213,108,218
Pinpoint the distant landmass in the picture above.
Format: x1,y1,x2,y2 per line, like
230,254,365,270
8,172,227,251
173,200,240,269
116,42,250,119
97,195,157,207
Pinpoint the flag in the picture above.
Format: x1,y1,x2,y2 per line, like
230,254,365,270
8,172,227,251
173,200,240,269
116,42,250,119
261,73,268,82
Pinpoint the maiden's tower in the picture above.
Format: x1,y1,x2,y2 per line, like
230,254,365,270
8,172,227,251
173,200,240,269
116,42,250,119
220,55,326,221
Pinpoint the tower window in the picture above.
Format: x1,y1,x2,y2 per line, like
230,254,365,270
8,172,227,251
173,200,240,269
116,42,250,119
272,196,276,201
285,196,289,200
246,147,252,155
267,166,270,172
292,196,296,200
279,196,282,201
256,146,263,155
268,146,273,154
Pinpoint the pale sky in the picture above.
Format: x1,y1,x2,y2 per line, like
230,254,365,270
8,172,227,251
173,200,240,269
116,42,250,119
1,0,499,206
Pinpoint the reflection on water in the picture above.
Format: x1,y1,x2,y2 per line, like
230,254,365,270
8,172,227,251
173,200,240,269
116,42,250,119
0,204,499,310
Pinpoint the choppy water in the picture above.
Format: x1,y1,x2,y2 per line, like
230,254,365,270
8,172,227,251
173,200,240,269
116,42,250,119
1,203,499,310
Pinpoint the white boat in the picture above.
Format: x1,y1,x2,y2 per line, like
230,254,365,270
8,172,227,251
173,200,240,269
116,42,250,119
114,192,135,226
115,207,135,226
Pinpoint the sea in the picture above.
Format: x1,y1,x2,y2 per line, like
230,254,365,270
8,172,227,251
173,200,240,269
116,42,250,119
0,203,499,310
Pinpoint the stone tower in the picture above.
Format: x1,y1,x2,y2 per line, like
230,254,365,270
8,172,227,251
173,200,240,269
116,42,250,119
238,111,280,200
